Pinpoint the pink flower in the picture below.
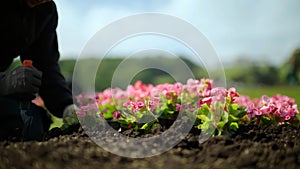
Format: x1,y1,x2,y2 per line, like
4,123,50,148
76,103,99,118
259,95,270,107
113,111,121,119
202,89,211,97
95,95,100,103
260,103,276,115
126,80,153,99
154,83,180,99
152,97,160,103
132,100,145,112
88,103,99,113
227,88,239,103
123,100,134,108
272,94,295,106
247,103,259,118
228,88,239,97
276,103,289,119
202,79,213,91
185,78,210,96
236,95,252,107
254,108,262,116
76,93,97,106
148,97,161,111
76,110,86,117
176,103,182,111
211,87,227,102
284,115,291,121
31,96,45,108
199,97,213,105
291,104,299,116
148,100,154,107
136,100,145,108
76,105,88,117
187,78,200,86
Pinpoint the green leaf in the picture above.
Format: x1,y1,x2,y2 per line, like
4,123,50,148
229,122,239,131
103,112,113,119
228,114,239,122
198,104,210,116
118,119,128,125
100,104,115,111
136,112,144,119
228,104,246,118
197,115,209,123
217,111,228,128
162,110,175,116
260,115,273,126
217,121,227,128
236,108,247,118
230,103,239,110
221,111,229,123
141,123,150,130
198,122,209,130
200,124,216,136
262,115,271,121
167,110,175,114
296,113,300,121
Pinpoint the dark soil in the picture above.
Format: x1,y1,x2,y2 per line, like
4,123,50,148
1,123,300,169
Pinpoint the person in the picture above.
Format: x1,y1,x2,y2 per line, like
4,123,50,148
0,0,76,140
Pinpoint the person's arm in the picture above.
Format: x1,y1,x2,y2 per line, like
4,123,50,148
21,2,73,117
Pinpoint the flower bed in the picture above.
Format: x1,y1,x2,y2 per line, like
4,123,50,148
75,78,300,136
2,78,300,169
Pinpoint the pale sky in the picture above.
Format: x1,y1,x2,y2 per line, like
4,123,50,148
55,0,300,66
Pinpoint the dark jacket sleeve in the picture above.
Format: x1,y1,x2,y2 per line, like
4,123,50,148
20,2,73,117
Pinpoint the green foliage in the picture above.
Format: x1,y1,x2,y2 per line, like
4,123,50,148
61,111,79,130
99,104,115,119
224,62,280,86
197,101,248,136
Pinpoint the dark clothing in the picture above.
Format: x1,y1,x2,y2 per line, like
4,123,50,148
0,1,73,140
0,96,52,141
0,1,73,117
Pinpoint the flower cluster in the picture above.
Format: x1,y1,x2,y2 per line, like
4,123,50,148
74,78,299,134
194,85,247,136
237,94,299,126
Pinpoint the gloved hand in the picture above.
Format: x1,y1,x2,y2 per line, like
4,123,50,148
0,66,42,101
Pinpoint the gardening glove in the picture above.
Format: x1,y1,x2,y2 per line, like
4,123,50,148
0,66,42,101
62,104,79,126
